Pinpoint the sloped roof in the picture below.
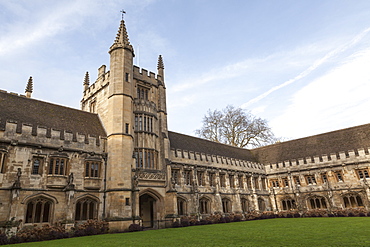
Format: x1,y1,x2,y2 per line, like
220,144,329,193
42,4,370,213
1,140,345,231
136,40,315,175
251,123,370,164
0,91,106,138
168,131,257,162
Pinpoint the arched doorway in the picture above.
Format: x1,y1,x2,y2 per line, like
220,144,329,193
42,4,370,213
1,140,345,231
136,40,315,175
140,194,157,228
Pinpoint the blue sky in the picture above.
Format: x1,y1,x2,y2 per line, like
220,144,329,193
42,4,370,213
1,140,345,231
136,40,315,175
1,0,370,141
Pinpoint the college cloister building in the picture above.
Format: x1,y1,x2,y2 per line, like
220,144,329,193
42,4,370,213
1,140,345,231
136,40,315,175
1,19,370,230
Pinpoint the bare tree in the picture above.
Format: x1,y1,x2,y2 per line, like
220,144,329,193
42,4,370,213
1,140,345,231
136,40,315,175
195,105,276,148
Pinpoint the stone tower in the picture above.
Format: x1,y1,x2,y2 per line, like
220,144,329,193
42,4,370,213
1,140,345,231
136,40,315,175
80,19,136,221
81,18,171,227
105,19,136,218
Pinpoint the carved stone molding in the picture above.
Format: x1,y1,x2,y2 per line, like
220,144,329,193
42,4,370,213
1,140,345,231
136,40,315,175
138,170,166,181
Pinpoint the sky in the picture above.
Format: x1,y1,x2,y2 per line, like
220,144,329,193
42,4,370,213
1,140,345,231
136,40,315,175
1,0,370,141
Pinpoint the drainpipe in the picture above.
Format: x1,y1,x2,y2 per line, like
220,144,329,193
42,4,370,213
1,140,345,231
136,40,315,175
102,153,108,219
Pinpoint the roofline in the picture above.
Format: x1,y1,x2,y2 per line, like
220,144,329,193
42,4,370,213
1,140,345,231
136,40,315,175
168,130,252,151
252,122,370,151
0,89,100,117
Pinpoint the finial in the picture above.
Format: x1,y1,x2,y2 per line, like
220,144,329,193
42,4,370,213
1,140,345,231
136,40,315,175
83,71,90,91
25,76,33,98
157,55,165,84
157,55,164,70
110,16,134,55
120,9,126,20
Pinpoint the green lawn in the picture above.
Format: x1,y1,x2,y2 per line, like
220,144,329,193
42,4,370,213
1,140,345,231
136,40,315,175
8,218,370,247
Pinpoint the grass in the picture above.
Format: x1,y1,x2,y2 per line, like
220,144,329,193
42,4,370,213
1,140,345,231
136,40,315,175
8,217,370,247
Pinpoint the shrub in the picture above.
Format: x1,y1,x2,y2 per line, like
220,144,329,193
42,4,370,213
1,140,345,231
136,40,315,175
73,220,109,237
205,214,221,224
259,211,275,220
8,234,22,244
302,209,328,218
127,224,143,232
233,214,242,222
172,221,181,228
15,224,69,242
346,208,368,217
189,218,198,226
293,213,301,218
246,211,261,220
332,209,347,217
180,219,190,227
219,216,231,223
0,233,9,245
199,219,209,225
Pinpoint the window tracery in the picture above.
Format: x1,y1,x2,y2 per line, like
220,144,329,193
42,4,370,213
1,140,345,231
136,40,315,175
308,196,327,209
281,198,296,210
222,198,232,213
199,197,210,214
343,194,363,208
25,197,52,223
75,197,98,220
48,157,68,176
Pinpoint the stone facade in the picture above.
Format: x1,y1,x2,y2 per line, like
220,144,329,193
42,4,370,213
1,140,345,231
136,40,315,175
1,19,370,231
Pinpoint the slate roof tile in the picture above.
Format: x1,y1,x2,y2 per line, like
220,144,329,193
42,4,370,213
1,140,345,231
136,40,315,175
0,91,106,138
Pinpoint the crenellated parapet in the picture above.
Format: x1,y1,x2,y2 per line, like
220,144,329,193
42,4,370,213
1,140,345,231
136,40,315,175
0,121,105,153
170,148,265,174
82,65,110,104
133,66,162,86
266,147,370,174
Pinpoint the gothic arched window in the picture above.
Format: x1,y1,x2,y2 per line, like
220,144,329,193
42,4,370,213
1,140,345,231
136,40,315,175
199,197,210,214
25,197,53,223
343,194,364,208
222,198,232,213
281,198,296,210
308,196,327,209
177,197,187,216
241,198,250,212
75,197,98,221
258,198,266,211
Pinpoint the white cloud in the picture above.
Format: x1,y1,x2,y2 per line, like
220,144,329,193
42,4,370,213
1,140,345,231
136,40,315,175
251,105,267,116
170,56,272,93
0,0,116,56
241,27,370,109
271,47,370,139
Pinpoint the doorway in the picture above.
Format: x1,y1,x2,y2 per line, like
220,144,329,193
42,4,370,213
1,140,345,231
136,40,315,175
139,194,156,228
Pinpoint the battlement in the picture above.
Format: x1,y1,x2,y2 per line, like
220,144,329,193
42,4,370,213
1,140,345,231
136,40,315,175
82,66,110,102
170,148,265,173
133,66,161,85
266,147,370,174
0,90,27,98
0,121,105,152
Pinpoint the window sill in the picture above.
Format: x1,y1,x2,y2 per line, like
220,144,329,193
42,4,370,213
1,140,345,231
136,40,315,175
84,178,102,190
46,175,68,188
47,175,67,178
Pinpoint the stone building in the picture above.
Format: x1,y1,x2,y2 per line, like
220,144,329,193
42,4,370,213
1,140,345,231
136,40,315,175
1,19,370,231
